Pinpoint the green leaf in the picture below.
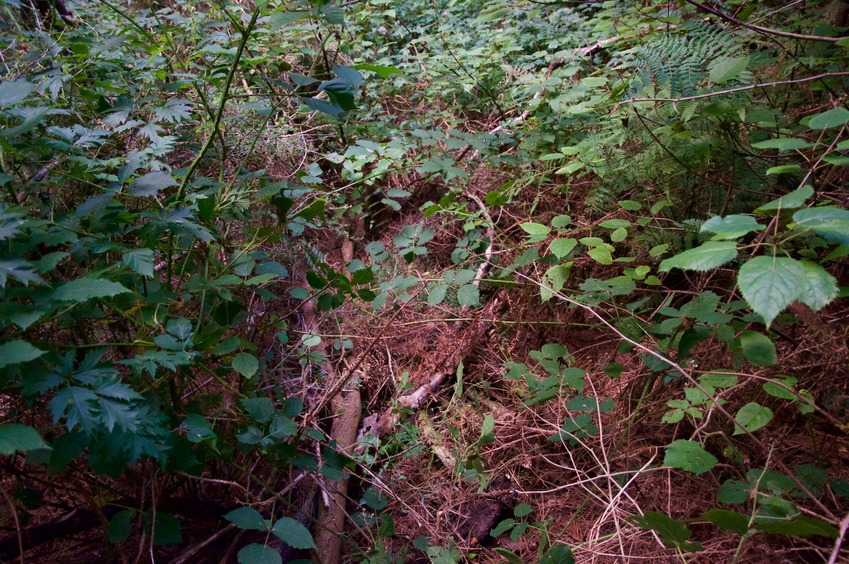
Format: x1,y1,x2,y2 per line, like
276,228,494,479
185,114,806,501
241,397,275,423
269,415,297,439
475,7,511,22
549,238,577,259
797,261,838,312
762,376,799,400
807,107,849,129
232,353,259,378
320,3,344,25
352,63,402,77
122,249,155,278
699,372,738,388
480,413,495,443
701,215,764,240
599,219,630,229
428,283,449,306
539,544,575,564
755,185,814,212
183,414,217,444
750,138,815,151
766,164,802,175
129,171,177,197
737,256,806,327
755,515,838,538
702,509,750,535
610,227,628,242
658,241,737,272
269,10,310,28
238,544,282,564
51,278,132,302
514,503,533,518
0,424,48,454
0,79,35,105
734,402,773,435
108,509,135,544
150,512,182,545
540,264,570,302
520,222,550,242
0,340,45,368
457,284,480,306
630,511,701,552
740,330,777,366
551,215,571,228
793,207,849,246
587,246,612,265
717,479,749,504
224,507,269,531
664,440,718,475
490,518,515,537
271,517,316,549
709,55,749,84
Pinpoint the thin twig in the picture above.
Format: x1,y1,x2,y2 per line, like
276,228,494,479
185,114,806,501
0,486,24,564
828,511,849,564
683,0,848,42
625,72,849,104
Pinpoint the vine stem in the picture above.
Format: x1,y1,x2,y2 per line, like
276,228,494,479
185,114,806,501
165,7,259,290
625,72,849,104
683,0,849,42
174,8,260,202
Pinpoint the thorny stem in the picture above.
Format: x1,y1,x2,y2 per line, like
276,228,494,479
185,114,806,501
166,7,259,290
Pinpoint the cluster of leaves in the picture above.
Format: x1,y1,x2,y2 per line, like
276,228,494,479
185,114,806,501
0,0,385,559
2,0,849,560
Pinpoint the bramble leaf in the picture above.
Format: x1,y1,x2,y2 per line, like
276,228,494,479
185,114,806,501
701,215,763,240
224,507,269,531
740,330,777,366
734,402,773,435
0,260,46,287
755,185,814,212
0,424,48,454
232,353,259,378
237,544,282,564
631,511,701,552
664,440,718,475
793,206,849,246
737,256,805,327
659,241,737,272
0,79,35,105
0,340,45,368
51,278,132,302
271,517,316,549
808,107,849,129
797,261,838,312
130,171,177,197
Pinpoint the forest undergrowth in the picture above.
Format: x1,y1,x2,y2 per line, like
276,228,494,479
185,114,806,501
1,0,849,562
